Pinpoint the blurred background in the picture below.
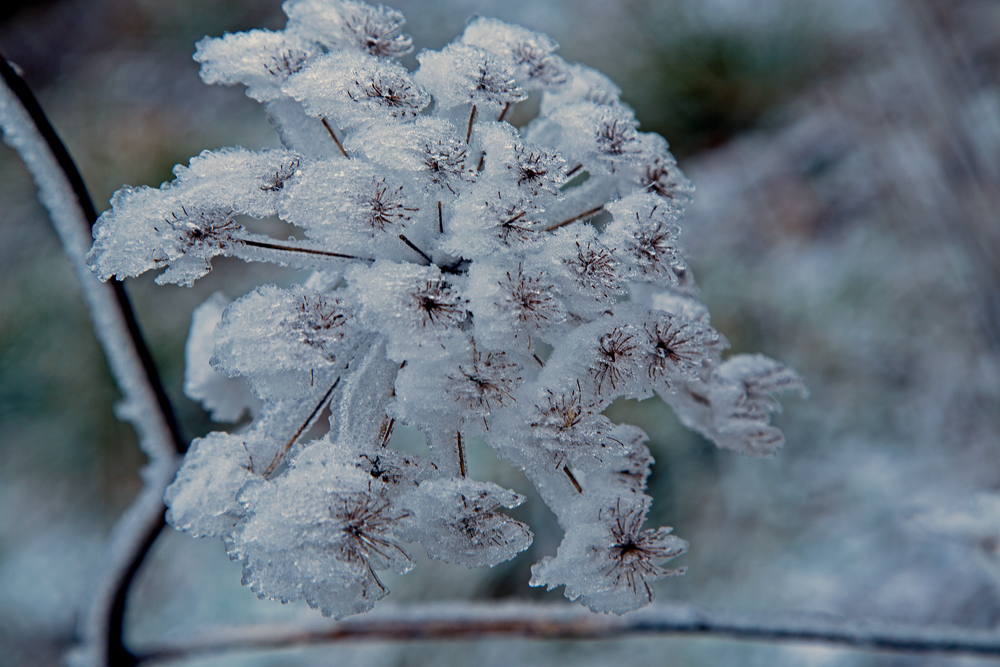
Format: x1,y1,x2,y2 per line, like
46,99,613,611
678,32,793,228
3,0,1000,665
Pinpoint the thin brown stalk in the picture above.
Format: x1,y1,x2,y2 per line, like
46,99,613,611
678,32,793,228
544,206,604,232
377,417,396,449
398,234,433,264
563,465,583,493
496,101,511,123
131,601,1000,664
241,238,371,262
262,379,340,478
321,117,350,158
465,104,477,143
457,432,466,478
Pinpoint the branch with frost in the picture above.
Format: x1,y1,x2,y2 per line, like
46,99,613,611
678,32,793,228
0,57,186,667
132,601,1000,664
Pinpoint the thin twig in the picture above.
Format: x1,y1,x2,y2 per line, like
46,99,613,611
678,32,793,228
242,238,371,262
1,56,186,667
465,104,477,143
457,432,466,478
563,465,583,493
131,601,1000,664
437,201,443,234
321,117,350,158
496,101,511,123
263,378,340,478
377,416,396,449
544,206,605,232
398,234,433,264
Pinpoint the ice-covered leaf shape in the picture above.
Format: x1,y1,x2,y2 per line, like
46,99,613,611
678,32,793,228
400,477,532,567
347,260,470,361
346,116,474,192
184,292,262,422
440,182,546,259
465,257,566,347
415,43,526,116
461,17,567,90
194,30,319,102
709,354,808,457
547,224,624,316
476,121,567,199
284,50,428,128
530,497,686,614
540,63,622,114
602,192,687,286
279,159,433,261
285,0,412,57
392,343,524,436
233,463,412,618
87,148,303,286
536,102,639,176
213,284,359,400
164,431,256,539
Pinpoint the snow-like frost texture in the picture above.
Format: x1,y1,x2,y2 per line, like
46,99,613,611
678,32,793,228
400,478,532,567
86,2,805,619
213,284,359,400
414,43,526,116
233,462,413,618
284,50,428,126
460,16,567,90
87,148,303,286
284,0,412,57
184,292,261,422
164,432,255,539
195,30,319,102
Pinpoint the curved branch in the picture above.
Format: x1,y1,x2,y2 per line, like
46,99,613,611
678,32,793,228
133,601,1000,664
0,56,186,666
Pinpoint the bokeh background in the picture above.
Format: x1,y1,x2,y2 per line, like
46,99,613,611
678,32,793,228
3,0,1000,665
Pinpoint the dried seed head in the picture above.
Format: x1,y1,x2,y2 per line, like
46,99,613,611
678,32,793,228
357,177,418,235
410,279,468,328
592,328,638,392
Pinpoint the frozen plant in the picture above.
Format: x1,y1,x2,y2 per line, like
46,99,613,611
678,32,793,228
86,0,805,618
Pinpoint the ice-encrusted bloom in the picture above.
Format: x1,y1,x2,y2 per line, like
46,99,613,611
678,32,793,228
531,497,688,614
87,0,804,619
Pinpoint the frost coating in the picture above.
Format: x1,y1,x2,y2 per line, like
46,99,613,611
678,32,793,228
184,292,261,422
88,1,804,618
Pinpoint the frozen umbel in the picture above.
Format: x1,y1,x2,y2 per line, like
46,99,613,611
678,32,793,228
86,0,805,618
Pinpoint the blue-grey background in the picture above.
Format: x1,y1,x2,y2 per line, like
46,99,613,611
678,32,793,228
3,0,1000,665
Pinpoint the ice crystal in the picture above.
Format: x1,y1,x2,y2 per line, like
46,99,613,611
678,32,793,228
86,0,804,618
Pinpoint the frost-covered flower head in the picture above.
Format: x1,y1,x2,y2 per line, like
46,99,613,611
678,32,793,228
87,0,805,618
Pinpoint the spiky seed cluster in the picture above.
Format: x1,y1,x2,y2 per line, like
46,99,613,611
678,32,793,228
87,0,806,619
